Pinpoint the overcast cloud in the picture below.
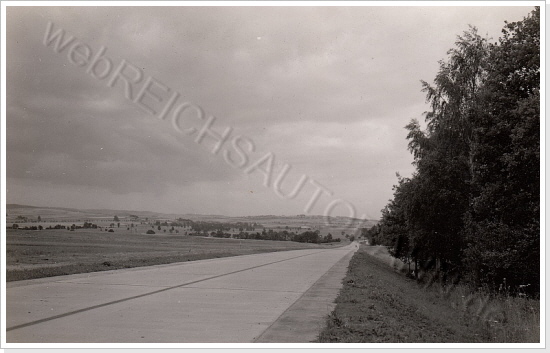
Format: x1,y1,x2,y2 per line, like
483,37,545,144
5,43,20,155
6,5,534,218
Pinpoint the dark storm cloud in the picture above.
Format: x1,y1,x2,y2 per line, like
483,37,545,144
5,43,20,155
5,5,534,216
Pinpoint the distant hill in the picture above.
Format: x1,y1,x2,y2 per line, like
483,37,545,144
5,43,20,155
6,204,378,231
6,204,42,209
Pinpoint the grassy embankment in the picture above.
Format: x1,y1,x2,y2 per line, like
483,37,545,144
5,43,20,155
6,228,343,282
317,245,539,343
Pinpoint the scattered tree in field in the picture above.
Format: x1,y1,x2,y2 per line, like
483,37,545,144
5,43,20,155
37,215,41,222
114,215,120,222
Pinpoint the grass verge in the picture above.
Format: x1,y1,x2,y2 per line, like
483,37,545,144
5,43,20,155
316,245,539,343
7,250,281,282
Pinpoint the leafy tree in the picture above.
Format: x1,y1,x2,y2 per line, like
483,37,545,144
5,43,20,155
114,215,120,222
402,26,489,275
378,175,413,263
463,8,540,291
376,8,539,293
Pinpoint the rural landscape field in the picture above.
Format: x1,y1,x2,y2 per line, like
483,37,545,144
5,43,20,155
6,204,366,281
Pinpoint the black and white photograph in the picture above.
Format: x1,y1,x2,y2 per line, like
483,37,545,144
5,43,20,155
1,1,543,348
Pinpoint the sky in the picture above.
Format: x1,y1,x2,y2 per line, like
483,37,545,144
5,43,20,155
5,4,535,219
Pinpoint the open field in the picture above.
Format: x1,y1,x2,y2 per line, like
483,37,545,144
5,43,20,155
6,228,344,282
6,204,377,239
317,245,540,343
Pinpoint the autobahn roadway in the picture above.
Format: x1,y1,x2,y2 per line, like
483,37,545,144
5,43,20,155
6,242,358,343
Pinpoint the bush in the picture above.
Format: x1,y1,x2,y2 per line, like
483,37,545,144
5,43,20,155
146,230,156,235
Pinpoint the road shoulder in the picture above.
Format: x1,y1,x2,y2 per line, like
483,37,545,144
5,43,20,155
254,246,357,342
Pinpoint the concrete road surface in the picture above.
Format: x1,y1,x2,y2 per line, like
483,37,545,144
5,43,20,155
6,243,358,343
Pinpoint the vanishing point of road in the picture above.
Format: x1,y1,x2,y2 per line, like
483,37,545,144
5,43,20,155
6,242,358,343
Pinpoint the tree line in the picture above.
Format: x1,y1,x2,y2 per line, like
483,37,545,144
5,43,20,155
188,221,263,233
199,229,341,244
366,8,539,295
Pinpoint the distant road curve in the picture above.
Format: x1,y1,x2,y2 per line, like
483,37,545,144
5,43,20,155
7,243,358,343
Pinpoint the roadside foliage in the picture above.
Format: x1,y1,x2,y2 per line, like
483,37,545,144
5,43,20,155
366,8,540,296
